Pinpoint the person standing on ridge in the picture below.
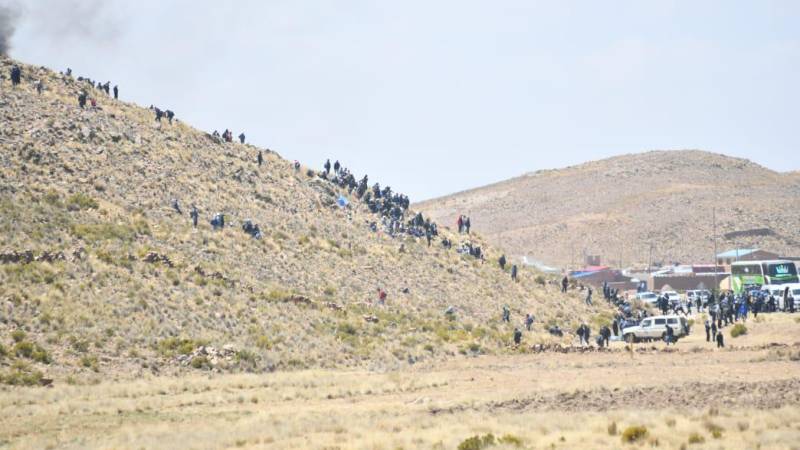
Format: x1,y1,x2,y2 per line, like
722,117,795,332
113,85,118,99
239,133,246,144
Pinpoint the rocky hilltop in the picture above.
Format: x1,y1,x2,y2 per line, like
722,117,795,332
416,150,800,268
0,57,605,384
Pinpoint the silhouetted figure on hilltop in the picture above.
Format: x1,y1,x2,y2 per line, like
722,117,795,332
239,133,245,144
113,85,118,99
257,151,263,167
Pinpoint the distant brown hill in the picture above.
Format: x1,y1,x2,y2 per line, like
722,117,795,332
416,150,800,269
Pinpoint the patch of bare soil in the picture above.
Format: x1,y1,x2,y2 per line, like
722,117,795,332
432,378,800,415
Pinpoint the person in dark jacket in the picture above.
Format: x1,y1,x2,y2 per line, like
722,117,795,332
190,205,199,228
238,133,245,144
511,265,518,282
324,159,331,174
10,66,21,86
664,324,674,345
600,326,611,347
513,328,522,346
498,254,506,270
561,276,569,293
113,85,118,99
716,330,724,348
705,319,711,342
257,150,263,167
525,313,534,331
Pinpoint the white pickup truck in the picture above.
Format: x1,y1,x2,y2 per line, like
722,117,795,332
622,315,689,343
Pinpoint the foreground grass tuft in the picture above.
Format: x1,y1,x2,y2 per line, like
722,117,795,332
620,425,648,444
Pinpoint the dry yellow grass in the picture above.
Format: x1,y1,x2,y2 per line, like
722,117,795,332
1,314,799,449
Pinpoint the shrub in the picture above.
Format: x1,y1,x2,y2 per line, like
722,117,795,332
687,433,705,444
730,324,747,338
158,338,200,357
0,343,7,359
42,190,62,206
607,422,618,435
31,345,52,364
255,335,272,350
14,341,35,358
704,422,724,439
458,434,495,450
71,338,90,353
80,355,99,371
1,362,44,386
66,193,99,211
191,356,209,369
338,323,358,336
71,223,137,242
11,329,26,343
498,434,523,447
621,425,649,443
235,350,258,365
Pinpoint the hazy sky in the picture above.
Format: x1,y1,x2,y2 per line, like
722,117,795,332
6,1,799,200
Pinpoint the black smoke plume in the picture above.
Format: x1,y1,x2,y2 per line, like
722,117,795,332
0,4,20,56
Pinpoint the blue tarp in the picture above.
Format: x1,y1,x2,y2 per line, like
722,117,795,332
337,195,349,207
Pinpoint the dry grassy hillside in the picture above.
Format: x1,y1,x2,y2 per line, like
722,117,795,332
0,57,607,384
416,150,800,268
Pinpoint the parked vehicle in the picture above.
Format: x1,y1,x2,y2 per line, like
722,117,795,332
686,290,711,303
622,315,689,343
661,291,682,308
635,292,658,305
